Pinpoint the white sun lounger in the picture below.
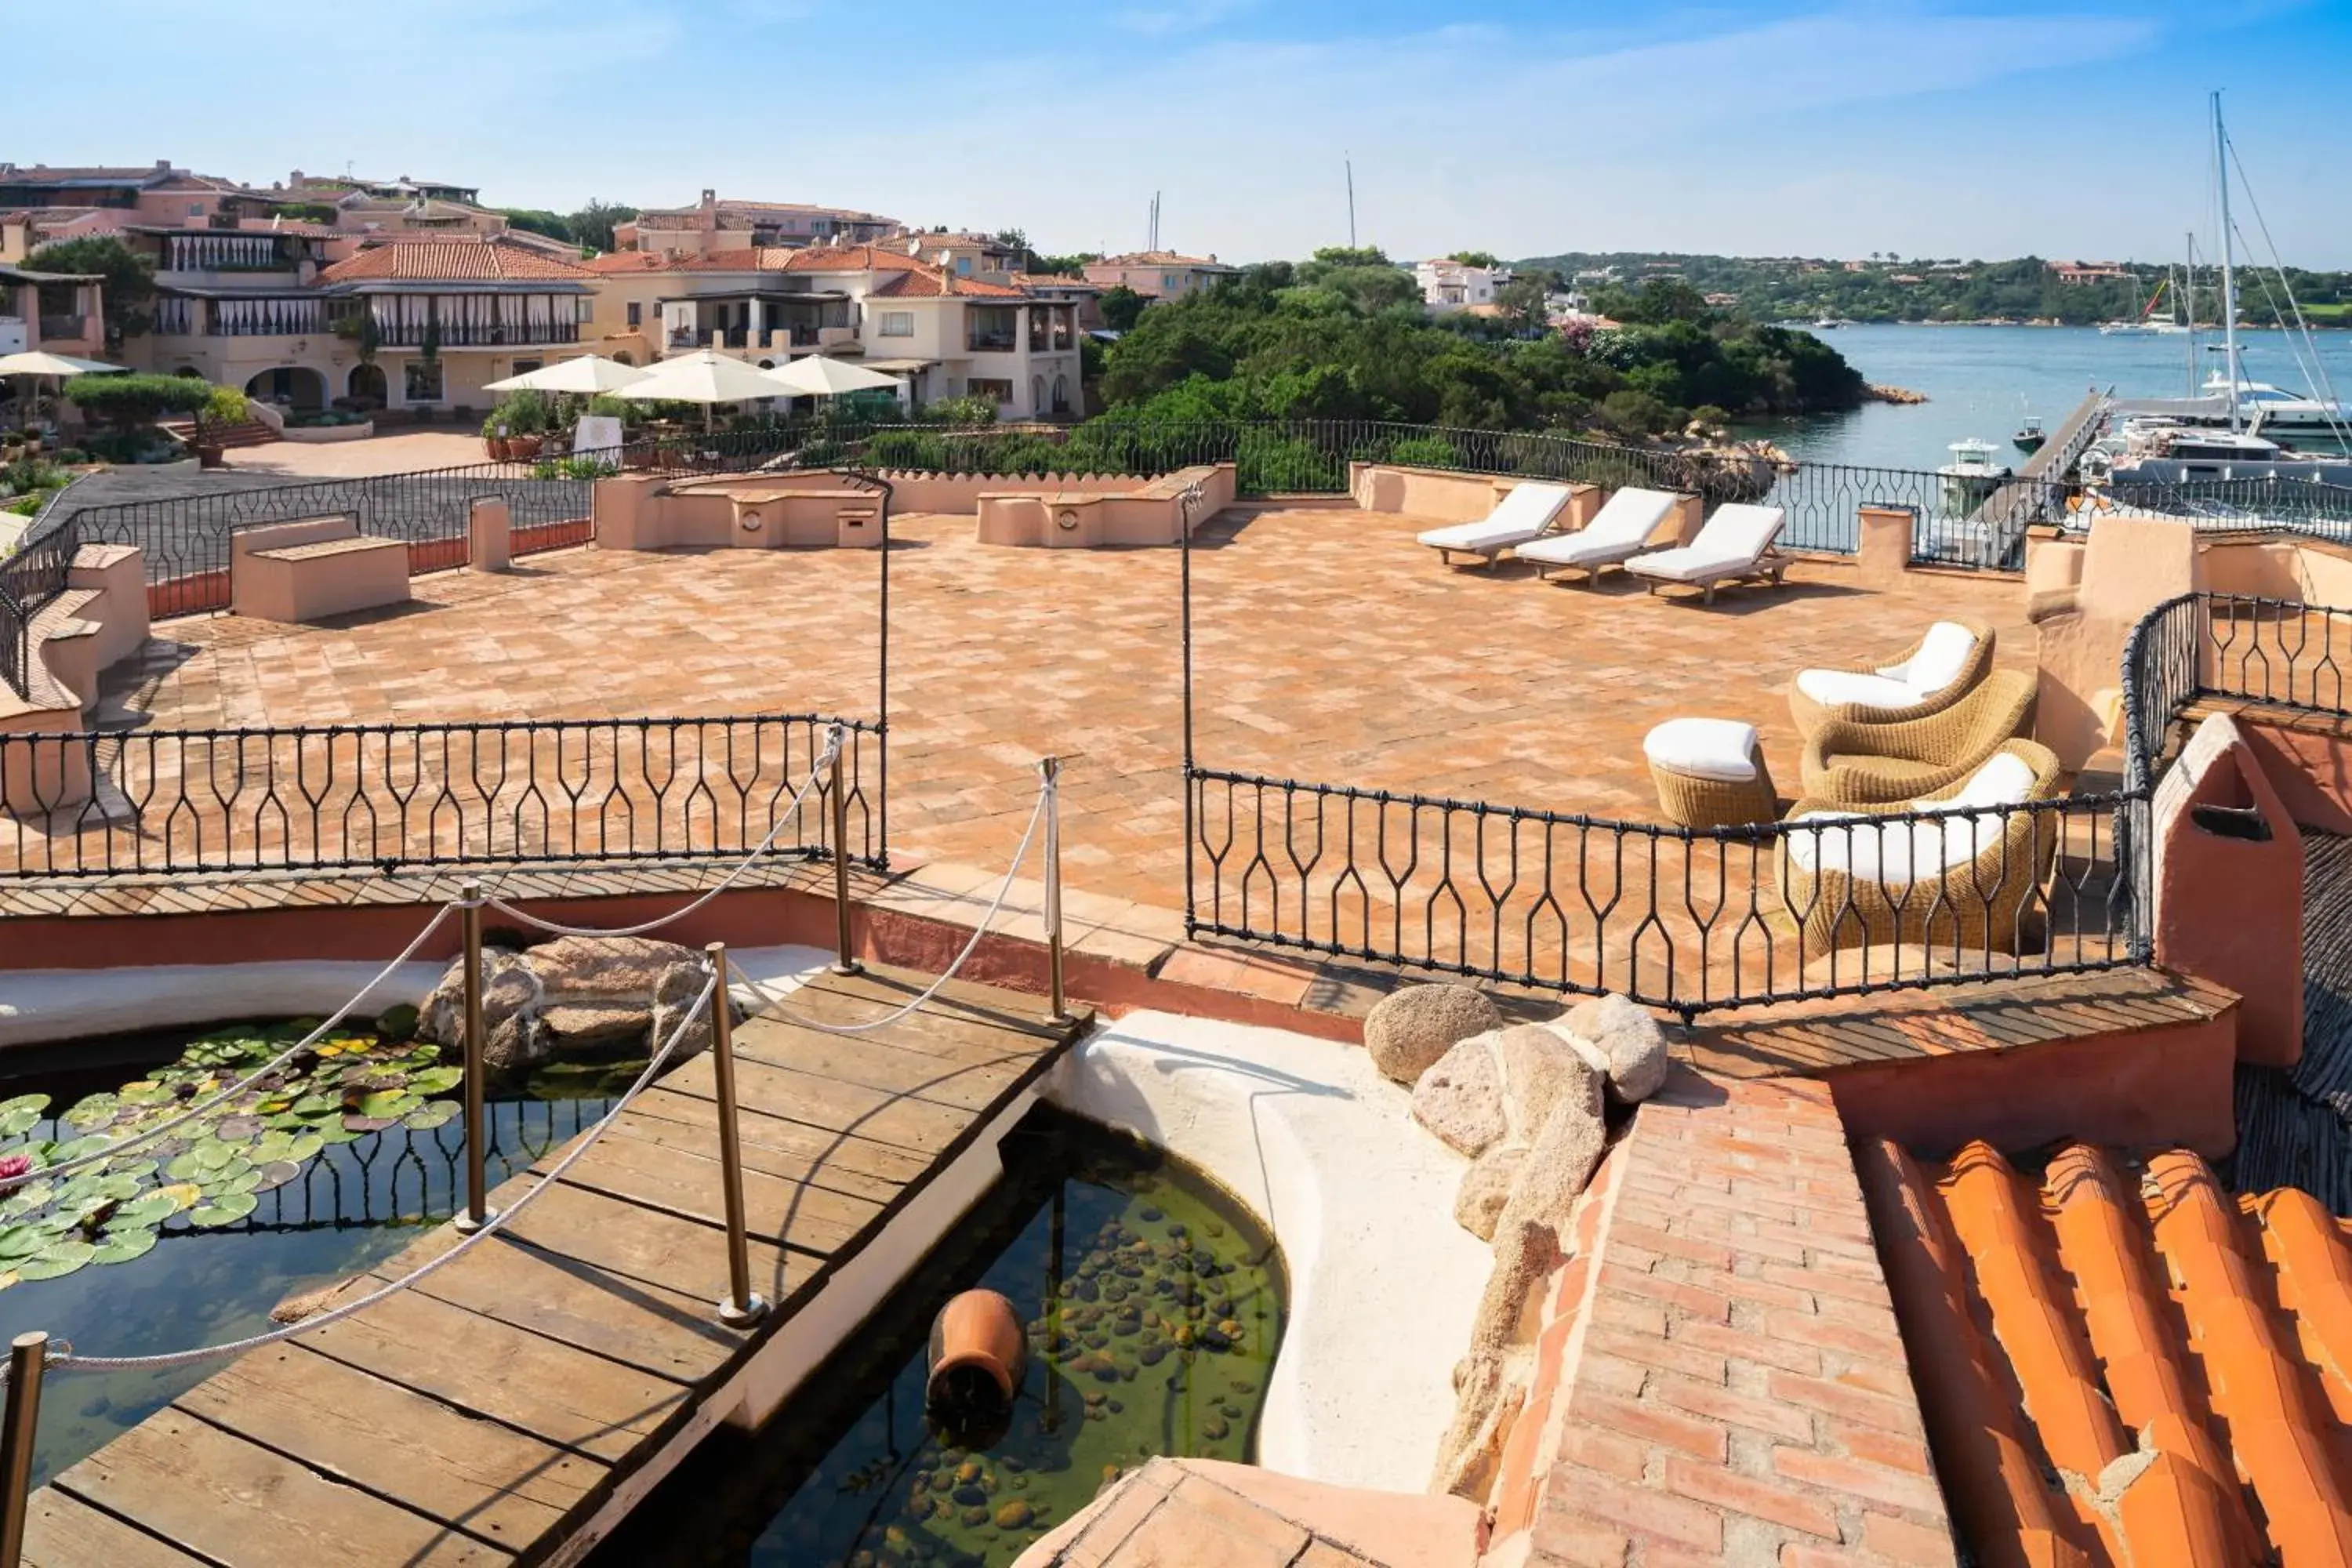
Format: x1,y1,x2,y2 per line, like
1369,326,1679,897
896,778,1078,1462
1625,503,1790,604
1415,481,1577,567
1514,487,1681,584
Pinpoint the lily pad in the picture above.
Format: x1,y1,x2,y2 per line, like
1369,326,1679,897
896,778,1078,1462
408,1067,463,1096
17,1240,96,1280
163,1152,207,1182
0,1229,45,1263
155,1181,203,1212
117,1080,175,1108
187,1192,258,1228
357,1091,423,1120
60,1093,120,1129
92,1228,157,1265
112,1195,180,1228
401,1105,457,1132
215,1116,263,1142
340,1115,395,1135
208,1167,263,1197
285,1132,325,1163
0,1094,50,1120
250,1160,302,1193
192,1140,240,1173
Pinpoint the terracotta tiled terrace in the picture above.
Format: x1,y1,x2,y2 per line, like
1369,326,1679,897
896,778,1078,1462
74,503,2034,924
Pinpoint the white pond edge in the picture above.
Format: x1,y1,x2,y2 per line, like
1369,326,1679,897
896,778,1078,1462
1040,1009,1487,1494
0,946,834,1051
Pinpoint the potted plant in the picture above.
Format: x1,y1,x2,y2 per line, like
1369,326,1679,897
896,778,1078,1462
481,412,510,460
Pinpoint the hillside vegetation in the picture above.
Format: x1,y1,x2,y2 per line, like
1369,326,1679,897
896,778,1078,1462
1093,252,1865,441
1528,250,2352,327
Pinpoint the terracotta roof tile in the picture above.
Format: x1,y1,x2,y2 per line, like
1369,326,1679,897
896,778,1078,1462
318,239,593,284
1860,1136,2352,1567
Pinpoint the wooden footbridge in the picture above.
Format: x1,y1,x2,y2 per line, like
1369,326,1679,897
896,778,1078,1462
17,964,1091,1568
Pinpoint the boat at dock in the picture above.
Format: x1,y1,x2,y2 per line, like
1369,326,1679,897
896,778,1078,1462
2013,414,2045,453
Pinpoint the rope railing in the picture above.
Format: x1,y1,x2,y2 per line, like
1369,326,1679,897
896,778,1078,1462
0,738,1075,1560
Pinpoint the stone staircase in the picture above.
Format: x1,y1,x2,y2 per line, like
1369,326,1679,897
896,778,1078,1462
158,417,279,451
2,543,148,816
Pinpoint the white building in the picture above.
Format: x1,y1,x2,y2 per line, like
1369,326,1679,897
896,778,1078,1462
1414,258,1511,313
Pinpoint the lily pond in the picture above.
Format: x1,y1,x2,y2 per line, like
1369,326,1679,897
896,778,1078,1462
0,1014,622,1484
597,1107,1287,1568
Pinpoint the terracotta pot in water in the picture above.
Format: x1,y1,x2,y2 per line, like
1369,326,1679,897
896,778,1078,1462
927,1289,1026,1424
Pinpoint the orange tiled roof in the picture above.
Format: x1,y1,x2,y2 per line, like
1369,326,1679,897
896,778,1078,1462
318,239,594,284
1858,1137,2352,1566
867,267,1026,299
579,247,801,274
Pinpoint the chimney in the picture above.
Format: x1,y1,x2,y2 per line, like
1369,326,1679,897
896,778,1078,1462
155,158,171,171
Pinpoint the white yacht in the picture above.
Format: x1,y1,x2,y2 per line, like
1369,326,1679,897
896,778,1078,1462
1936,437,2008,515
2198,371,2350,433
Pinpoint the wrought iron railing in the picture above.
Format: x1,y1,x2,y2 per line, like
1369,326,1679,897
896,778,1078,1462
1177,582,2345,1018
0,712,880,880
1186,767,2140,1019
0,516,80,700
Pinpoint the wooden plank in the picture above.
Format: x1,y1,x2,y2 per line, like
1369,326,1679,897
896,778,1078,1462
713,1022,1035,1112
477,1178,804,1311
376,1222,749,1386
292,1287,690,1463
659,1050,980,1156
20,1489,208,1568
605,1103,910,1207
786,964,1076,1047
543,1124,884,1257
174,1346,604,1551
625,1087,931,1188
56,1407,507,1568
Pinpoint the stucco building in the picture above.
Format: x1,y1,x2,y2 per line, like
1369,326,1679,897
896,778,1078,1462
615,192,902,258
583,243,1081,419
1080,251,1239,300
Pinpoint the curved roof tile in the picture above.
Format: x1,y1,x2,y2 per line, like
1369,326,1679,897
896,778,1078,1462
1864,1136,2352,1566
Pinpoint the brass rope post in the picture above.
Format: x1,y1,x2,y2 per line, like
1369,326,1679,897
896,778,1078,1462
0,1332,47,1567
706,944,768,1328
455,880,496,1233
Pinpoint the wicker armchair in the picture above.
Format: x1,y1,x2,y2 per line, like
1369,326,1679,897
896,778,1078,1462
1775,740,2065,959
1788,618,1994,739
1798,669,2037,809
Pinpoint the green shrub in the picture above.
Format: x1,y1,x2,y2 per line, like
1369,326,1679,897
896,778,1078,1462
1387,434,1459,470
61,372,214,427
199,385,249,427
863,429,949,471
491,388,555,435
585,394,631,419
558,456,616,480
1236,430,1342,494
918,394,999,427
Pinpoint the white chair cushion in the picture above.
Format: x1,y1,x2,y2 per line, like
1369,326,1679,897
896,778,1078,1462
1625,546,1723,581
1888,622,1979,693
1795,669,1919,711
1784,751,2038,880
1516,487,1678,564
1643,717,1760,782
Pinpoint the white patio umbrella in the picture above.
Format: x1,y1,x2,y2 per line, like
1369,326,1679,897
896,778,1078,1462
483,355,648,395
613,349,784,432
0,351,124,428
760,355,905,398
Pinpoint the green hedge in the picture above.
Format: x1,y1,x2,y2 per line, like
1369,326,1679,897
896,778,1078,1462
61,373,215,426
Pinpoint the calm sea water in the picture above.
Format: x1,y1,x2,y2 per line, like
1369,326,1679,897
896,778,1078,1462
1743,324,2352,474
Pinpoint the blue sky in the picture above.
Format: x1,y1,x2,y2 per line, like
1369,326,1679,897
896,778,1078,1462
14,1,2351,264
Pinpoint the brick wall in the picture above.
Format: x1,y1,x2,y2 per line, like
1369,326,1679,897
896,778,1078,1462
1486,1072,1956,1566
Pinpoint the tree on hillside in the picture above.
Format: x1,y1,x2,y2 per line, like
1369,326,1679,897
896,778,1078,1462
26,237,154,352
1033,252,1101,277
498,209,575,244
1098,285,1149,333
1494,272,1556,335
566,200,639,254
1449,250,1501,269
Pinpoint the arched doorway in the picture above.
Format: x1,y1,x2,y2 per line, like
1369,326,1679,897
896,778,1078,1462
1030,375,1047,416
347,364,387,408
245,366,326,413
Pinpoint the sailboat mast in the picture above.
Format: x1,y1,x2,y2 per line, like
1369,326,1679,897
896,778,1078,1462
2183,230,2198,395
2213,89,2240,432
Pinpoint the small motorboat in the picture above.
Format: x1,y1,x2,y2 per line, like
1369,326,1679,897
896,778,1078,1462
2013,414,2045,453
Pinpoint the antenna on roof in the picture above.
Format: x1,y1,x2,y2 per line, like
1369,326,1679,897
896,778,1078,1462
1345,155,1356,249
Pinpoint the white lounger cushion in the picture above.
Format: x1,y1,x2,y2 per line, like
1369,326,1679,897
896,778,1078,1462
1627,504,1786,582
1515,488,1679,567
1416,481,1577,554
1783,751,2038,880
1794,620,1983,713
1642,717,1760,782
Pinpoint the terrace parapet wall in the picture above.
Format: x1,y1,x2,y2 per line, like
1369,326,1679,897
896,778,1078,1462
1486,1073,1955,1567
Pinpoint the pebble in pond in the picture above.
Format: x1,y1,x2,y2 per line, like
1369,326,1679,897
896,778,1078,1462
955,1460,982,1484
960,1505,991,1527
953,1484,989,1508
1102,1465,1122,1484
1139,1342,1168,1366
1109,1399,1124,1414
1203,1415,1231,1440
1140,1206,1163,1222
996,1501,1034,1530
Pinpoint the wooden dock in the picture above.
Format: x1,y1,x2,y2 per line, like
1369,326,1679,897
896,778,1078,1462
1965,389,2107,558
20,964,1091,1568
